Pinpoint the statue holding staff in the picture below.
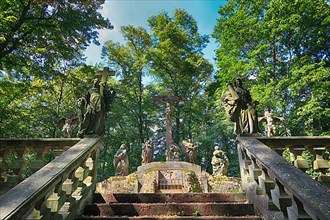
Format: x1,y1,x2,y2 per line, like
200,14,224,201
77,67,116,137
221,78,259,135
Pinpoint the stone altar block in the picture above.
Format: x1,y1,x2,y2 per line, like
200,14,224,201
97,162,209,193
96,161,242,194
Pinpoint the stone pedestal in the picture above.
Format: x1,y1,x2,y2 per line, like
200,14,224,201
96,162,241,194
97,162,208,193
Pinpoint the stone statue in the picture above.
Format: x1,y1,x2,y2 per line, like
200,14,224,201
166,143,181,161
211,146,229,176
113,144,129,176
200,157,208,172
221,78,259,135
141,140,154,165
258,108,285,137
58,116,79,138
182,139,198,164
77,78,115,138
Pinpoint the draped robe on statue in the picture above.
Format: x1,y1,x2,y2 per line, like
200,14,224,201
221,79,259,135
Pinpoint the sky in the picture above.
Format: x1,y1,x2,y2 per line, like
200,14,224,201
84,0,227,65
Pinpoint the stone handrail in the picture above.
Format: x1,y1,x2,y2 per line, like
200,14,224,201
0,138,81,189
236,136,330,220
259,136,330,188
0,137,103,220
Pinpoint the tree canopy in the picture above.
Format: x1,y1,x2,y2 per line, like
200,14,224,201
213,0,330,135
1,1,329,181
0,0,112,77
98,9,222,178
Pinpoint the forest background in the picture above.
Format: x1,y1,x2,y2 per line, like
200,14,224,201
0,0,329,180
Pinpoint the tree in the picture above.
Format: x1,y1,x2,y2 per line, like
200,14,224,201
0,0,112,77
103,25,152,144
213,0,330,135
0,65,96,138
147,9,214,143
99,25,154,178
0,0,112,137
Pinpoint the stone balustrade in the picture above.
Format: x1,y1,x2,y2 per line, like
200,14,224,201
0,138,81,191
237,136,330,220
0,137,102,220
259,136,330,188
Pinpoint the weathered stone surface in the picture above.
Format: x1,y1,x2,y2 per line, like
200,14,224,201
77,216,262,219
237,136,330,220
220,78,259,135
97,162,242,194
97,162,205,193
113,144,129,176
208,176,242,193
84,203,256,217
96,174,139,194
92,193,248,204
0,137,102,220
136,162,201,174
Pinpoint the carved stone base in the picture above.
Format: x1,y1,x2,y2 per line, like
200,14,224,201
96,162,241,194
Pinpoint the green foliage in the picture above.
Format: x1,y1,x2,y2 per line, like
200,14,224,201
99,25,154,179
96,9,239,179
147,9,216,163
213,0,330,135
0,0,112,77
20,150,37,179
282,147,330,178
0,65,96,137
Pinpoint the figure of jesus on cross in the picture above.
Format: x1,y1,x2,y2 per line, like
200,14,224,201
153,86,185,161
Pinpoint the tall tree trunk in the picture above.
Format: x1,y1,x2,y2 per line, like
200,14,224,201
138,72,144,144
52,79,65,137
174,105,181,145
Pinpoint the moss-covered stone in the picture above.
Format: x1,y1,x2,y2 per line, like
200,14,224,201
209,175,242,193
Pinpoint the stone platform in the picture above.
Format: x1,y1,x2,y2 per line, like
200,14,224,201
96,162,242,194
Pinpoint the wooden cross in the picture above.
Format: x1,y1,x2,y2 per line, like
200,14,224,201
153,87,185,159
95,67,115,95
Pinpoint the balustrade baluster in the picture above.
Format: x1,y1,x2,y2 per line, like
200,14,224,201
239,147,253,184
247,155,262,184
270,180,292,218
26,190,53,219
257,163,286,218
83,157,94,189
313,146,330,188
46,183,67,219
287,146,296,163
26,202,51,220
293,155,309,173
287,195,313,220
242,149,252,173
59,171,78,219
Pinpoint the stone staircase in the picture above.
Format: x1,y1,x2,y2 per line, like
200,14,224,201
76,193,262,219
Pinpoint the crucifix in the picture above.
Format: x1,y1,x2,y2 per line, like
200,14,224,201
95,67,115,95
153,87,185,160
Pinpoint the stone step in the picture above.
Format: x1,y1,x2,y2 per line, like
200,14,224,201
92,193,248,204
77,216,262,220
82,202,256,217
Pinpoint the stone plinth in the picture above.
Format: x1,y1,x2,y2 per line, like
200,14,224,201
96,162,241,194
97,162,207,193
96,174,139,194
136,162,201,174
